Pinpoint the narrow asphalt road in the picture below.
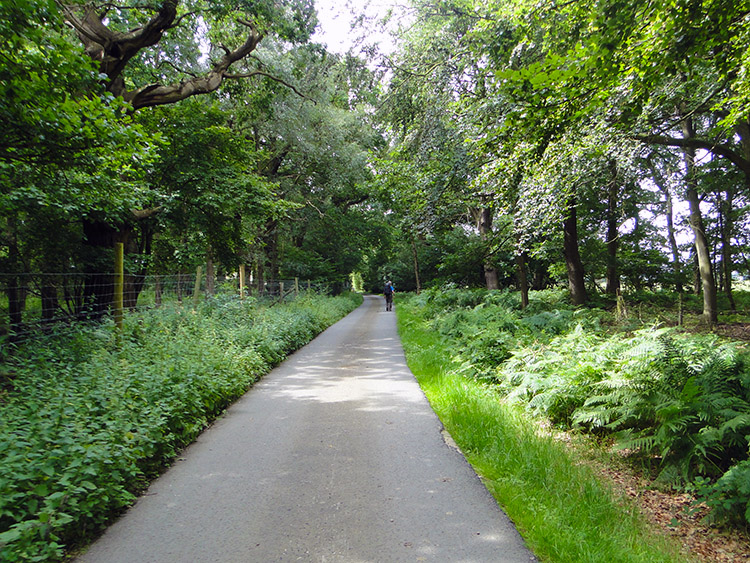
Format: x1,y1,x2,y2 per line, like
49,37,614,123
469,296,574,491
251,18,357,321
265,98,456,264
76,295,535,562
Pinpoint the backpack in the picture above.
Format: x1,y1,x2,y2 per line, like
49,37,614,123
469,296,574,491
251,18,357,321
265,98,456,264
384,284,393,296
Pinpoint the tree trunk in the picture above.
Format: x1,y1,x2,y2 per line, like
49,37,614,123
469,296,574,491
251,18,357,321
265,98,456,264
681,114,717,324
664,188,683,293
41,281,58,322
516,251,529,309
716,189,736,311
605,160,620,295
411,236,421,295
472,206,499,290
484,264,500,291
691,251,700,295
4,217,25,330
563,195,588,305
81,219,120,318
647,157,683,293
123,217,154,310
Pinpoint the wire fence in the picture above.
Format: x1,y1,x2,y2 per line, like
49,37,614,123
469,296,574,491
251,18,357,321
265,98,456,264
0,271,336,347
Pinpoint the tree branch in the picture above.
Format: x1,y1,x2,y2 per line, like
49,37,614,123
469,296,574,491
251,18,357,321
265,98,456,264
126,24,263,109
61,0,179,89
632,134,750,177
224,70,313,102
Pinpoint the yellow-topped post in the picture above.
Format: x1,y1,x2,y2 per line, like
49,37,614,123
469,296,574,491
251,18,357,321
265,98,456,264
114,242,124,333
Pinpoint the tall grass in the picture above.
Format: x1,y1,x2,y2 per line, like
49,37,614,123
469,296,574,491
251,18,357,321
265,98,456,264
396,298,695,563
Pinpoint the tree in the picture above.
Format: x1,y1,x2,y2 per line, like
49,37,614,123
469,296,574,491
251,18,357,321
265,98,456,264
136,99,281,284
0,0,156,325
60,0,316,109
502,0,750,321
378,1,513,291
214,43,386,289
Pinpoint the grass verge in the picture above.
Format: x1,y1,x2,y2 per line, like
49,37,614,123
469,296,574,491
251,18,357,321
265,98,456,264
396,298,696,563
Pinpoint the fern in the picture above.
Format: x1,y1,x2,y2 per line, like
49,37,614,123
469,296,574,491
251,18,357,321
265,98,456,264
572,333,750,482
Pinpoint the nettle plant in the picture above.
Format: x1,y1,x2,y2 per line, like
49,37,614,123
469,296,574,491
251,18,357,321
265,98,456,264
0,293,361,562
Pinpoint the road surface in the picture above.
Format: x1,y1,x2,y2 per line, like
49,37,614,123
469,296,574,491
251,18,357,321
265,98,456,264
76,295,535,562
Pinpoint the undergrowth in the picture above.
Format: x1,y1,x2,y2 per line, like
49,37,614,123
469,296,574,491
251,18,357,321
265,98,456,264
402,287,750,530
397,297,694,563
0,292,361,562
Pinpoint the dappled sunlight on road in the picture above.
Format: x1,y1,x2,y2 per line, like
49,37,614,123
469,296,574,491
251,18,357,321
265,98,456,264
268,345,427,409
74,294,535,563
254,297,432,416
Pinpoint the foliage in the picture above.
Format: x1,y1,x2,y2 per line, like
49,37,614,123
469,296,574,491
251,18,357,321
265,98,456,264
0,293,361,561
574,335,750,482
697,459,750,527
403,287,750,528
0,0,155,229
410,286,589,384
140,99,282,272
396,294,693,563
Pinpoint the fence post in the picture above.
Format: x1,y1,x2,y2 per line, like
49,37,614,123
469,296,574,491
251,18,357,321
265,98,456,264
114,242,124,333
155,276,162,307
280,281,285,300
239,264,246,299
295,277,299,297
192,266,203,307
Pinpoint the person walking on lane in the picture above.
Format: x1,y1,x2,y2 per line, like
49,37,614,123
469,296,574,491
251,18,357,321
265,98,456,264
383,280,395,311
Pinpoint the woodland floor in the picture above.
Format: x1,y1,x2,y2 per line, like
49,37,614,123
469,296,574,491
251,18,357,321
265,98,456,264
716,322,750,344
606,467,750,563
564,433,750,562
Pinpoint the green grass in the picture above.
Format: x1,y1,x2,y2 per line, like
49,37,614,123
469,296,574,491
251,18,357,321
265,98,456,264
396,298,696,563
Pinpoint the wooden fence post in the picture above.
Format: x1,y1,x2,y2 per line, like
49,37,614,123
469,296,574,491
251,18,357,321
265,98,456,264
205,258,215,296
193,266,203,307
114,242,124,333
295,277,299,297
155,276,162,307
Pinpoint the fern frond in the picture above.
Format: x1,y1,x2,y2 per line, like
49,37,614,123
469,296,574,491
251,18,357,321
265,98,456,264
615,432,656,453
719,413,750,436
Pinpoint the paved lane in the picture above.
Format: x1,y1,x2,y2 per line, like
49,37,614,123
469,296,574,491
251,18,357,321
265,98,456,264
76,295,535,562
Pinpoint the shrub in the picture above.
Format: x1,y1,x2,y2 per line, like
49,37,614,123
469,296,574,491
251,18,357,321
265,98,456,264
573,334,750,485
0,293,361,561
698,459,750,526
403,287,750,527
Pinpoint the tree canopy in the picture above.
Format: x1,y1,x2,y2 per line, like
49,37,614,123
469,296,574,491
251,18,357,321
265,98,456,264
2,0,750,322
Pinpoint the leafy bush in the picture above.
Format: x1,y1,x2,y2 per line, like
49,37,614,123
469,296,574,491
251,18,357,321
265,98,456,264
403,287,750,527
411,286,491,314
501,325,618,425
420,288,585,385
0,293,361,561
697,459,750,526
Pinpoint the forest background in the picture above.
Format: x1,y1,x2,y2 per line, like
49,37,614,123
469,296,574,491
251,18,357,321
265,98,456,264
3,0,750,561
